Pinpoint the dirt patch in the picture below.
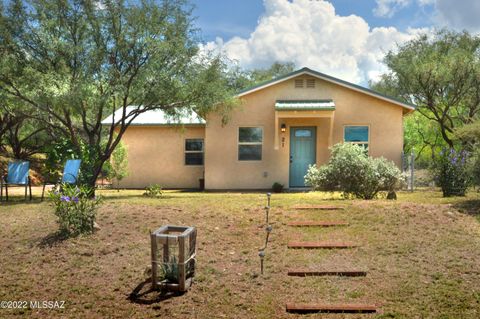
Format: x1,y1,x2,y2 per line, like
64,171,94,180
0,190,479,318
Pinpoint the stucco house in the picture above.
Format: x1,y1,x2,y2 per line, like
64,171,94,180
102,67,415,190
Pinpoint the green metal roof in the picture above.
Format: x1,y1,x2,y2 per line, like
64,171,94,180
237,67,416,112
275,100,335,111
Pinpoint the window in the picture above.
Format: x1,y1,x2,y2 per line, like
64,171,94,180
238,127,263,161
306,79,315,88
294,79,304,88
295,129,312,137
185,139,204,165
344,126,369,150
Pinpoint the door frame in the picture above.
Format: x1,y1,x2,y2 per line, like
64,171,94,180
289,126,317,188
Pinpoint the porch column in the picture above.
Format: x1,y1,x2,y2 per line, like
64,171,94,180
274,111,279,150
328,112,335,147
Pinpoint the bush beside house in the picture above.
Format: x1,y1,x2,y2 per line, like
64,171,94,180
104,141,129,190
305,143,404,199
272,182,284,193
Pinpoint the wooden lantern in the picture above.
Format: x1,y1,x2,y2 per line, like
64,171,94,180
151,225,197,292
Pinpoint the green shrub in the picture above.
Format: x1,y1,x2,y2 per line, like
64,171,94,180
468,147,480,187
103,140,129,190
305,143,404,199
432,148,470,197
144,184,163,197
272,182,284,193
45,138,101,185
49,184,102,236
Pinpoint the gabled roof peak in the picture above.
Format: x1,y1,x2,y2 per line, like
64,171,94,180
237,67,415,113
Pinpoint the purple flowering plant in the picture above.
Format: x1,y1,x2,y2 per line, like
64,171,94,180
49,184,102,236
433,148,471,197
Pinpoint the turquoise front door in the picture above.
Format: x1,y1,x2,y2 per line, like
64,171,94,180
289,127,316,187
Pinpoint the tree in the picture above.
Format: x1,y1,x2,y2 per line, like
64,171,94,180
456,120,480,186
228,62,296,92
0,102,48,159
249,61,296,83
103,140,128,190
0,107,18,155
0,0,236,188
372,30,480,148
455,119,480,142
403,111,448,166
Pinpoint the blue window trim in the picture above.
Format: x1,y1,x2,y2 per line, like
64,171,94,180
344,125,369,151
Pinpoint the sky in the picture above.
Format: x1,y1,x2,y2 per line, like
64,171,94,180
190,0,480,85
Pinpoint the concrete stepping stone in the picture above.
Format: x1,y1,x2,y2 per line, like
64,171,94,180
287,221,349,227
287,269,367,277
287,241,359,249
293,205,344,210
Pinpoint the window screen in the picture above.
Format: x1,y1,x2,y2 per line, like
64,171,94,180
238,127,263,160
185,139,204,165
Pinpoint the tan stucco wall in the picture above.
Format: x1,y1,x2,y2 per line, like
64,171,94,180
118,126,205,188
204,75,404,189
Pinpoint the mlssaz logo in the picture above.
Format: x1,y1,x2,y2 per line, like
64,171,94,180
30,301,65,309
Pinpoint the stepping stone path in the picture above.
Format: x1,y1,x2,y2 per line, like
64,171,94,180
285,204,377,314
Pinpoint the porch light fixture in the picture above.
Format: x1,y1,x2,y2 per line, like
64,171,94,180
281,123,286,133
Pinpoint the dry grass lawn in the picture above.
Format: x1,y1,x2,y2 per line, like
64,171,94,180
1,187,480,318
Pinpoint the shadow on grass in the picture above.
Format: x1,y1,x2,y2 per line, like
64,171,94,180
0,198,44,206
453,199,480,220
128,278,184,305
102,194,179,201
38,231,70,248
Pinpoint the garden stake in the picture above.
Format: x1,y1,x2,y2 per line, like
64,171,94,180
258,193,273,275
265,192,271,224
258,250,265,275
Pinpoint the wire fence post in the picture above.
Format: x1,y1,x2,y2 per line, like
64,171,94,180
409,152,415,192
402,151,415,192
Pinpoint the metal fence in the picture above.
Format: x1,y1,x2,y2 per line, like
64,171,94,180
402,152,415,191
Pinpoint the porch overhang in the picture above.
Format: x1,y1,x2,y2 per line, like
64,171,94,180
274,100,336,150
275,99,335,111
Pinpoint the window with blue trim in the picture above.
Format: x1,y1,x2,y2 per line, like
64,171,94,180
344,126,369,150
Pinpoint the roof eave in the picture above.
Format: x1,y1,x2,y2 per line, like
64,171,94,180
100,122,206,127
274,107,336,111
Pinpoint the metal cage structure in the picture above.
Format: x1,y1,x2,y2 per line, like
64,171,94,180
151,225,197,292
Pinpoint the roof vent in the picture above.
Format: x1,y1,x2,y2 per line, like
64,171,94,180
294,79,304,88
306,79,315,88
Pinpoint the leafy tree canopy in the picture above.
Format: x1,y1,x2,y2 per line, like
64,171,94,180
0,0,237,187
228,61,296,92
372,30,480,149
